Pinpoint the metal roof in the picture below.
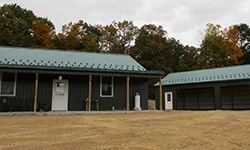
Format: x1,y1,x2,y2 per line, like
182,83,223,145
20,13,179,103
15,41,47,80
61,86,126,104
0,46,163,76
155,65,250,86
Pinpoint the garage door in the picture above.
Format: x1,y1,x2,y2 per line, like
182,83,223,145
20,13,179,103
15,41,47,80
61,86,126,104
221,85,250,110
199,88,215,109
177,87,215,110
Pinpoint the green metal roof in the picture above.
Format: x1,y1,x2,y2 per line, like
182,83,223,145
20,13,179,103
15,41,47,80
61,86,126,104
0,46,163,76
155,65,250,86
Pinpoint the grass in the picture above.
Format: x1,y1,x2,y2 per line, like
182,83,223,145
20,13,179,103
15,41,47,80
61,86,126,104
0,111,250,149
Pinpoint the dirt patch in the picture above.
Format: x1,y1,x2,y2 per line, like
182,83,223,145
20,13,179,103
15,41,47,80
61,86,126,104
0,111,250,150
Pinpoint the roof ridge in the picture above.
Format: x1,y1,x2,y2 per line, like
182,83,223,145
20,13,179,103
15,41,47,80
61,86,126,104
168,64,250,75
0,46,129,56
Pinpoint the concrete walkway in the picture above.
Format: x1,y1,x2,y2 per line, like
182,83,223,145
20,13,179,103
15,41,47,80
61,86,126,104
0,110,164,116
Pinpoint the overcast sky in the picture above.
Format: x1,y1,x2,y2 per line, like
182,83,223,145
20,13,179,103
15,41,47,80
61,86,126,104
1,0,250,47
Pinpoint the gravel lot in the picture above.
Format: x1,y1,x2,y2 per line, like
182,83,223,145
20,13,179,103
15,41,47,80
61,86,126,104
0,111,250,150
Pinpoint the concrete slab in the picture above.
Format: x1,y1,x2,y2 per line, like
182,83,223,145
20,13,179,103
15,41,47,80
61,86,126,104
0,110,164,116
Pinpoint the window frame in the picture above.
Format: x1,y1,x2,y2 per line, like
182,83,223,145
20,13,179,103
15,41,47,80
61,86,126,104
0,72,17,97
100,76,114,97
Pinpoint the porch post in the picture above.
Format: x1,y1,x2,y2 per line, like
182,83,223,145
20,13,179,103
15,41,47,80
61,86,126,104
34,73,39,112
159,77,163,110
126,76,130,111
88,75,92,111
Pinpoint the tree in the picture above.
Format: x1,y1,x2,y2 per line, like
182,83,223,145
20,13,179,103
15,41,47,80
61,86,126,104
100,20,138,54
182,46,201,71
0,4,35,46
199,23,242,68
32,17,55,48
234,23,250,64
165,38,187,72
130,24,169,72
54,21,100,52
0,4,56,48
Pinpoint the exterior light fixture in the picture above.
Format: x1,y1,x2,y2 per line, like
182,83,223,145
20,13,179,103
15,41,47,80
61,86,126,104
58,75,63,80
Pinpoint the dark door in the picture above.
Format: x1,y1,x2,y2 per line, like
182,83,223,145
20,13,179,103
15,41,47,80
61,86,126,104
198,88,215,110
177,87,215,110
221,85,250,110
184,89,198,110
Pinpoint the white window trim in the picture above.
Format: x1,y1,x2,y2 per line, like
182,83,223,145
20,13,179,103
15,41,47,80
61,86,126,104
0,72,17,97
100,76,114,97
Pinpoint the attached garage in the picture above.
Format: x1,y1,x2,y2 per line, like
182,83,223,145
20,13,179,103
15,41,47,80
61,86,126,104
155,65,250,110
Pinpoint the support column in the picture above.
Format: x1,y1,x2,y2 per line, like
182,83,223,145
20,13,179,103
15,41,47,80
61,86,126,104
159,77,163,110
34,73,39,112
88,75,92,111
126,76,130,111
214,85,221,109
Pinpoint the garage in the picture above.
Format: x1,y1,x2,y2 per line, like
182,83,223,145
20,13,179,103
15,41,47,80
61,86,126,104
176,87,215,110
221,85,250,110
155,64,250,110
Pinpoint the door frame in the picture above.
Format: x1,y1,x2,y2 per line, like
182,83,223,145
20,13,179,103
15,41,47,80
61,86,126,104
165,92,173,110
52,79,69,111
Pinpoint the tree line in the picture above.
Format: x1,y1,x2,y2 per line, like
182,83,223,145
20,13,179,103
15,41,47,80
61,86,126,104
1,4,250,97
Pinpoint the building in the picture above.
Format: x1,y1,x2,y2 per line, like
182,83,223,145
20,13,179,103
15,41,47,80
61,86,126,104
155,65,250,110
0,46,164,112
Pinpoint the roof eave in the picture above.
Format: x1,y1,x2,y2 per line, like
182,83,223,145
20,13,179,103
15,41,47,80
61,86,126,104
0,65,164,77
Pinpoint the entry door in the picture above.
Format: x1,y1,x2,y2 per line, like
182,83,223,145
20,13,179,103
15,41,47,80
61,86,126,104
52,80,69,111
165,92,173,110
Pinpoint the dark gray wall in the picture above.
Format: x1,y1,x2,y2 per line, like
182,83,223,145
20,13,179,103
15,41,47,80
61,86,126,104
0,73,35,112
0,73,148,112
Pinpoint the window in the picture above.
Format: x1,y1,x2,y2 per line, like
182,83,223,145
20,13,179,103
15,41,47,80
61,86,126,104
167,94,171,101
100,76,113,97
0,73,17,96
56,82,65,96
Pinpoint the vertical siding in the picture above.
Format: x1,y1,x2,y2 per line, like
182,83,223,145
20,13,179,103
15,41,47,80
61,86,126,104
129,78,148,110
198,88,215,110
221,85,250,110
68,75,88,111
92,76,148,111
0,73,35,112
37,74,53,111
1,73,149,112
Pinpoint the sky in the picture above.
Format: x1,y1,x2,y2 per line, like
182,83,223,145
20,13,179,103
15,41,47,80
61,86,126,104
1,0,250,47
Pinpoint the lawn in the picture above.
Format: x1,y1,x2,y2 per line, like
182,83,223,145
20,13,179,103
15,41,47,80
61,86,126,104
0,111,250,150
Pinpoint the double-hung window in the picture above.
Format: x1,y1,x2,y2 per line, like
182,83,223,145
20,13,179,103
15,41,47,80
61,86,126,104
0,73,17,96
100,76,113,97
